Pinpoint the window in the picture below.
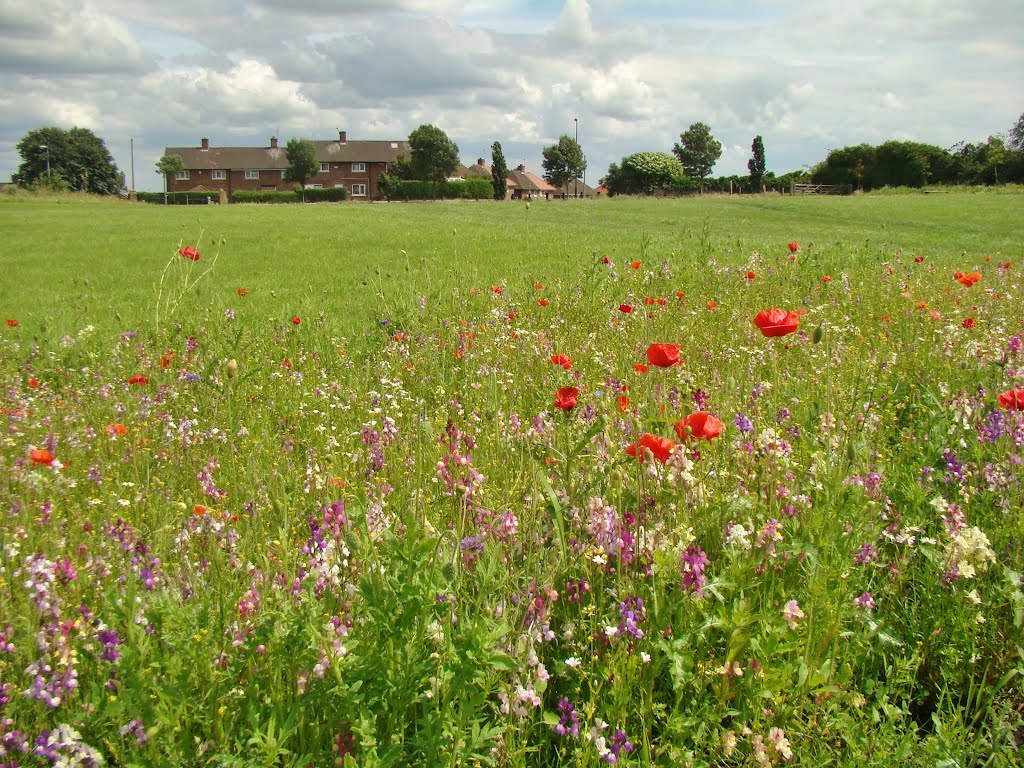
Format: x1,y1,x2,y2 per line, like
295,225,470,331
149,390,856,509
304,184,323,189
212,170,226,180
320,163,330,173
352,162,366,173
281,170,287,179
351,183,367,197
245,170,260,180
175,170,190,180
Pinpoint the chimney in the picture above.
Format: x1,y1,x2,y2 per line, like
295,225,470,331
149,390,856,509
201,137,209,150
477,158,485,166
270,136,278,149
338,131,347,144
516,164,525,172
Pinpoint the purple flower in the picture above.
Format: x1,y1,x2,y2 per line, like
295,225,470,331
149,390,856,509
854,543,877,565
680,545,708,595
553,697,581,737
732,413,754,433
854,592,876,610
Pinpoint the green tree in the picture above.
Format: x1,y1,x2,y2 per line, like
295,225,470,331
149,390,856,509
748,136,766,191
541,135,586,195
284,138,319,201
409,124,460,187
1009,113,1024,151
14,126,122,195
490,141,509,201
672,122,722,190
155,154,185,204
602,152,684,195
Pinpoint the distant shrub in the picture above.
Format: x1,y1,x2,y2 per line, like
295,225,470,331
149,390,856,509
303,187,348,202
137,191,218,205
231,190,299,204
389,179,493,200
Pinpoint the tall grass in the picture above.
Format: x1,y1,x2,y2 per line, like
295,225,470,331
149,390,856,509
0,193,1022,766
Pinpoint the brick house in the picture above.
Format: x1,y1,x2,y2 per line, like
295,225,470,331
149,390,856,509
162,132,410,200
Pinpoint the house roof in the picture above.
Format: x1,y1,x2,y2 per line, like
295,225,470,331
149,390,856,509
565,178,597,196
164,139,411,170
508,168,557,192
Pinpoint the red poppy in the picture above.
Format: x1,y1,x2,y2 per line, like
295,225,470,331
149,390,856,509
30,449,55,465
646,343,681,368
634,364,648,373
954,271,981,287
1002,262,1011,270
291,316,301,325
106,423,127,436
618,304,633,314
706,301,718,309
630,261,642,270
554,386,579,411
617,394,630,412
237,287,248,297
178,246,200,261
997,389,1024,411
745,271,756,280
28,378,39,388
550,354,572,369
674,412,725,442
601,256,611,265
787,242,800,253
675,291,686,299
5,319,17,327
492,286,503,294
821,275,832,283
914,256,924,263
128,374,149,385
160,353,174,368
752,308,800,338
534,282,544,290
626,433,677,463
644,297,656,305
538,299,550,307
962,317,976,329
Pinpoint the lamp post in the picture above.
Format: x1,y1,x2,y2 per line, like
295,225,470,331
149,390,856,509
573,118,578,198
38,144,51,180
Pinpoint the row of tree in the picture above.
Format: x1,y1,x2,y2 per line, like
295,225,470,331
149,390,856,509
13,113,1024,198
810,128,1024,189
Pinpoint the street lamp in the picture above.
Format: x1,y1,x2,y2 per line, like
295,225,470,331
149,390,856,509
573,118,578,197
38,144,51,179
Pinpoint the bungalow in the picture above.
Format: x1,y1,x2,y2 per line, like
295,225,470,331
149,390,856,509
507,164,557,200
163,132,410,200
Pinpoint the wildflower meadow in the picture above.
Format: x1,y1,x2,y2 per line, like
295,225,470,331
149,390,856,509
1,190,1023,766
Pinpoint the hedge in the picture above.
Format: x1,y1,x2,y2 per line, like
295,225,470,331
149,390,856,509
137,191,219,205
231,187,349,204
388,178,492,201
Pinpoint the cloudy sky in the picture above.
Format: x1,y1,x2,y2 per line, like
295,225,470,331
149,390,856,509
2,0,1021,191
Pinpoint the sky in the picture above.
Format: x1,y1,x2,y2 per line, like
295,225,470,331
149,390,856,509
1,0,1022,192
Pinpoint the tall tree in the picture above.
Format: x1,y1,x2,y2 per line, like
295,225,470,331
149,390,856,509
14,126,121,194
490,141,509,201
672,122,722,190
409,124,460,185
541,135,586,195
1009,113,1024,151
748,136,766,191
284,138,319,200
155,154,184,204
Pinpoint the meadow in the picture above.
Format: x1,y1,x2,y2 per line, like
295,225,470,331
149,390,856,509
1,190,1023,766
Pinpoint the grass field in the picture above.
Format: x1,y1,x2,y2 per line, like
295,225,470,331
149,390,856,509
1,190,1023,766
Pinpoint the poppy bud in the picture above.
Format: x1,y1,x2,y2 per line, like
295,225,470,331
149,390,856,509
812,325,823,344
